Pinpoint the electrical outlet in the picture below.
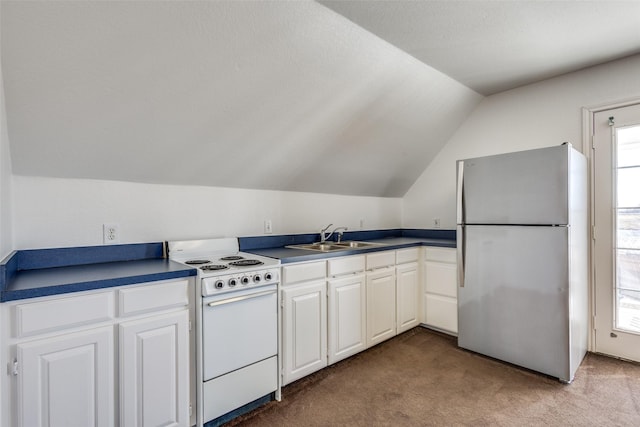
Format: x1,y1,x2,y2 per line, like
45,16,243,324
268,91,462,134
103,223,120,244
264,219,273,234
433,218,441,228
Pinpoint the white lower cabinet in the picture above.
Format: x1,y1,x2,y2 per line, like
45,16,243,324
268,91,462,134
328,272,366,364
423,247,458,334
282,279,327,385
17,326,115,427
3,278,193,427
395,248,421,334
366,268,396,347
279,245,456,385
120,309,190,427
365,250,397,347
366,265,396,347
396,261,421,334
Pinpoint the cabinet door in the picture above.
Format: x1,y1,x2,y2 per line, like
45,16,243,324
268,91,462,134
328,274,366,364
366,268,396,347
17,326,114,427
282,281,327,385
396,262,420,333
120,310,190,427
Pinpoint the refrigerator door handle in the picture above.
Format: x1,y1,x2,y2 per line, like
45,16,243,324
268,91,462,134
457,225,465,287
456,160,464,224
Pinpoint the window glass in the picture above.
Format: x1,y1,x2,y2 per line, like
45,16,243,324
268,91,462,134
615,125,640,333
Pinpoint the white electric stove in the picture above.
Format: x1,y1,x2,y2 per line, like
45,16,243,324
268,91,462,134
167,238,280,426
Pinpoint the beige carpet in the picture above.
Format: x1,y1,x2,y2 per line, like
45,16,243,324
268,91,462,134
228,327,640,426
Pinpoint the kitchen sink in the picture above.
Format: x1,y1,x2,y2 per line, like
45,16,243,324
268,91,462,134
334,241,382,248
286,243,346,252
286,241,384,252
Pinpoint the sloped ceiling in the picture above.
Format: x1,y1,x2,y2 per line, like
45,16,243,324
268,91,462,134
1,0,481,197
320,1,640,95
6,2,637,198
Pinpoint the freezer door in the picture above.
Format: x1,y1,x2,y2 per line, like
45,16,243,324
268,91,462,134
460,145,569,225
458,225,572,381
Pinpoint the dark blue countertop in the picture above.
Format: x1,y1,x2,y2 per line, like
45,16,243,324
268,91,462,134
247,237,455,263
0,229,454,302
240,230,456,264
0,243,196,302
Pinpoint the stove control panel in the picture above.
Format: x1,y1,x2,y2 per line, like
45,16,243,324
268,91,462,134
202,268,280,296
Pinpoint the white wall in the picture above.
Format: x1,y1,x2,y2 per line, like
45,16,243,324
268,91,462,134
12,176,401,250
403,54,640,229
0,42,13,259
10,54,640,251
3,1,481,198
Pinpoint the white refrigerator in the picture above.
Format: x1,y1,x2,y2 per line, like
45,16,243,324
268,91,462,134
456,144,588,383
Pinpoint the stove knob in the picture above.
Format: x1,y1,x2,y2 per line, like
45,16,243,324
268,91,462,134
214,280,224,289
228,278,237,287
240,276,250,285
264,272,273,281
253,274,262,283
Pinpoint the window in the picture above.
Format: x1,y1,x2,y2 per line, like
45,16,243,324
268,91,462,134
615,125,640,333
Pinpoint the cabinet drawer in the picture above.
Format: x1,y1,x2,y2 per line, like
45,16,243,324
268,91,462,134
366,251,395,270
14,292,114,338
282,261,326,284
118,279,189,317
425,261,457,297
327,255,365,277
396,248,419,264
425,247,456,263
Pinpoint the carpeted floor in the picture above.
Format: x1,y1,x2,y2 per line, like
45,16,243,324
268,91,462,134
227,327,640,426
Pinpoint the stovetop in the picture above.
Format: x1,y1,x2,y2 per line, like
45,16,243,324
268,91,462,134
174,252,279,276
166,238,280,295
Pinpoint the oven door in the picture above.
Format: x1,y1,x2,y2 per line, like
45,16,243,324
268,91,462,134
202,284,278,381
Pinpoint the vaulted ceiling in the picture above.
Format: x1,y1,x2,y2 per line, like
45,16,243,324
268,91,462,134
2,1,639,197
320,1,640,95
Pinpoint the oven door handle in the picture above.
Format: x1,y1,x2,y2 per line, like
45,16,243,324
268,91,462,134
207,289,277,307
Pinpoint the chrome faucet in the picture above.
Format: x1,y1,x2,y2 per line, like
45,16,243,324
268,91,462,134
320,223,348,243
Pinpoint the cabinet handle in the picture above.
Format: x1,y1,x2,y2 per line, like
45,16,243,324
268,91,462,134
456,160,464,225
457,225,465,287
367,266,394,272
207,290,276,307
330,271,362,278
456,159,465,288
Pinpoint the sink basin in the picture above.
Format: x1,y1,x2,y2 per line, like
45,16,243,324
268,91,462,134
286,241,384,252
334,241,382,249
286,243,346,252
